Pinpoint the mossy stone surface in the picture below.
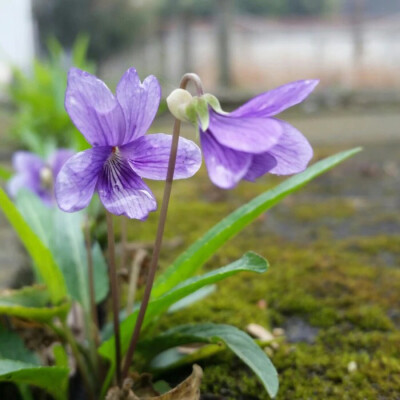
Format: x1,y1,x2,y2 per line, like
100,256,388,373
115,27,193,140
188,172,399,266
125,139,400,399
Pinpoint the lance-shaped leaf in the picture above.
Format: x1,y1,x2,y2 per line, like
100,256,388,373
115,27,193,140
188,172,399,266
0,188,67,304
99,252,268,360
0,360,68,400
153,148,362,297
0,285,70,322
16,190,109,311
139,323,279,399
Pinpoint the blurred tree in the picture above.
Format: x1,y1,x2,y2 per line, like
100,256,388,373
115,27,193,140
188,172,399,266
33,0,148,61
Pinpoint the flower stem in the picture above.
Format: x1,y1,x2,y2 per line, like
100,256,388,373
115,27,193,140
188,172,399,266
85,219,99,339
61,320,95,400
106,211,122,387
121,73,204,379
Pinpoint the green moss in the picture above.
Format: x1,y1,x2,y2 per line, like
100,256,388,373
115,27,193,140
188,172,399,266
292,198,356,222
121,148,400,399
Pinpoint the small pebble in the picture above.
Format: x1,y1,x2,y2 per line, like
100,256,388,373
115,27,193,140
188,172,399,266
348,361,357,373
273,327,285,337
247,323,274,341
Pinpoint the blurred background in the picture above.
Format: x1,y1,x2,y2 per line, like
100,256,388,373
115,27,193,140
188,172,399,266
0,1,400,399
2,0,400,92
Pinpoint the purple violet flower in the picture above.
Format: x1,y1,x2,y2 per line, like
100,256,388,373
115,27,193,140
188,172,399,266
55,68,201,220
199,80,319,189
8,149,74,205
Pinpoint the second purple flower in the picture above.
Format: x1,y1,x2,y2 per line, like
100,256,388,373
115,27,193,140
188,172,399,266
56,68,202,220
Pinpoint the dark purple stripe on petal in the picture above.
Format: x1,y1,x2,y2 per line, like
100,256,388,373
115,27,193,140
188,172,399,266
230,79,319,118
121,133,202,181
200,131,252,190
55,147,110,212
97,153,157,220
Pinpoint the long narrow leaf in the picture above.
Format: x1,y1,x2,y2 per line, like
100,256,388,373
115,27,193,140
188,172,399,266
0,360,68,400
0,188,67,304
153,148,362,297
16,190,109,309
139,323,279,398
0,286,70,322
99,252,268,360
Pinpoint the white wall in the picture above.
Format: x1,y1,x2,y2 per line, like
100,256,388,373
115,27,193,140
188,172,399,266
0,0,35,85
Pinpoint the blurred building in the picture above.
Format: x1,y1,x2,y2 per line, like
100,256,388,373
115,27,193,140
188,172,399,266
103,10,400,92
0,0,35,86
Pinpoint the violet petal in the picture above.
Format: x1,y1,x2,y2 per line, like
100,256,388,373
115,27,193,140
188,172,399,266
231,80,319,118
267,119,313,175
121,133,202,180
97,154,157,220
65,68,126,147
208,111,283,154
48,149,75,177
244,153,277,182
8,152,44,198
116,69,161,143
200,131,252,189
55,147,110,212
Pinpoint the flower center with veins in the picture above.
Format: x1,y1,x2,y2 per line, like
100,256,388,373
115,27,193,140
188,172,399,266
104,146,124,192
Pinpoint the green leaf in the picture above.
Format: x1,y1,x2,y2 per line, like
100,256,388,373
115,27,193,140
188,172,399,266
0,286,70,322
148,343,223,372
140,323,279,399
0,325,39,365
16,191,109,310
53,344,69,369
153,148,362,297
0,188,67,304
0,360,68,400
168,285,216,313
99,252,268,360
0,165,13,181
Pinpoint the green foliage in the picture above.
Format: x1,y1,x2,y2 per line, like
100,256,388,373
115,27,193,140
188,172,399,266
153,148,362,297
16,191,109,310
0,166,12,181
8,36,94,155
99,252,268,360
0,285,70,322
140,323,279,398
0,188,67,304
0,360,68,400
0,325,38,365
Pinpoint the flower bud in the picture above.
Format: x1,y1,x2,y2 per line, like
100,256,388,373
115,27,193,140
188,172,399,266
166,89,194,123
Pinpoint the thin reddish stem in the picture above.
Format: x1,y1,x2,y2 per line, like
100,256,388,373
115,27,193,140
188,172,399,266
121,73,204,378
106,211,122,387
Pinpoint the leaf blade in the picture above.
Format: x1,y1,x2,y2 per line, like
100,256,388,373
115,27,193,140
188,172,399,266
0,188,67,303
140,323,279,398
153,148,362,297
0,360,68,400
99,252,268,360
